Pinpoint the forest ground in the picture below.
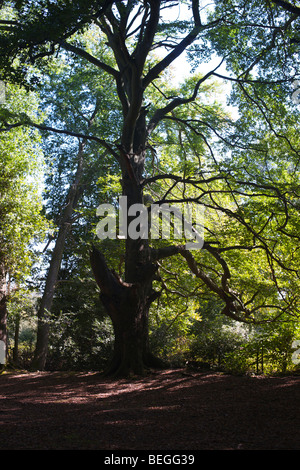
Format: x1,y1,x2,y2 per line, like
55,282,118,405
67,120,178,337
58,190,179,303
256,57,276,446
0,368,299,451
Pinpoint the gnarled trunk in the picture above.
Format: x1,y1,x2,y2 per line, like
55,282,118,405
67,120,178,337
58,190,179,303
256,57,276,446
90,149,163,376
102,280,155,376
90,234,163,377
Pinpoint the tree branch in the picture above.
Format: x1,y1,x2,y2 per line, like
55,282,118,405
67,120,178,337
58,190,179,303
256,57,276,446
0,119,120,161
58,40,119,78
132,0,161,71
142,172,227,188
90,245,123,296
270,0,300,15
151,245,183,262
147,59,224,134
143,0,205,87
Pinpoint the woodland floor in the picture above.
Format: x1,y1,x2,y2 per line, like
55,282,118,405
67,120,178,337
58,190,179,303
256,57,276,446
0,368,299,451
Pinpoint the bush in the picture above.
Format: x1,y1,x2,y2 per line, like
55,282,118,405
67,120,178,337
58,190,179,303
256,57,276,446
222,348,250,375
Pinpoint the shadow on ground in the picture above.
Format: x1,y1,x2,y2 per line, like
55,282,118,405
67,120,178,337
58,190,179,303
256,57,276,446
0,369,299,450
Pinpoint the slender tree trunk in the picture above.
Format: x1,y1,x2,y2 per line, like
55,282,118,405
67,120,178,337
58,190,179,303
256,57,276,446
32,140,86,370
32,222,72,369
0,265,7,367
13,313,20,364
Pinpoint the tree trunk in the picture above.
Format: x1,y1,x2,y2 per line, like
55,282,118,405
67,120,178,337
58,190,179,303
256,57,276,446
91,109,164,375
31,220,72,370
13,313,20,365
89,83,167,376
90,243,162,377
0,266,7,367
32,139,87,370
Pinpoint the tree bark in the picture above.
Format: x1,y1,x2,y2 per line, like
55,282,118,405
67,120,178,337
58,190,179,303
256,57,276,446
32,104,99,370
32,212,74,370
32,140,86,370
0,265,7,367
90,101,168,376
90,242,163,377
12,313,20,364
88,1,205,376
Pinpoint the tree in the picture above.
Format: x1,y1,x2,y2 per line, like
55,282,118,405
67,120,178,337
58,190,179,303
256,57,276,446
32,36,121,369
0,0,299,376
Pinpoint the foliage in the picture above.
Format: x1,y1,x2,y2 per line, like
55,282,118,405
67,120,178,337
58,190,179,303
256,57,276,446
0,83,48,281
0,1,300,374
6,287,38,368
188,303,300,375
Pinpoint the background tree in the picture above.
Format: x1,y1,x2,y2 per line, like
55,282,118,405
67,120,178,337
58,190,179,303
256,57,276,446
31,31,123,369
0,83,48,365
0,0,299,376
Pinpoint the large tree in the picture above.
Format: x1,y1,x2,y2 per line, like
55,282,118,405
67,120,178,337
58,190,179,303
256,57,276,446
31,39,120,369
0,0,300,376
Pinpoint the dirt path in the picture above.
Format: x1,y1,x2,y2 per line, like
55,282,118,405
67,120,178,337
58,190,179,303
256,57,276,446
0,369,299,450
